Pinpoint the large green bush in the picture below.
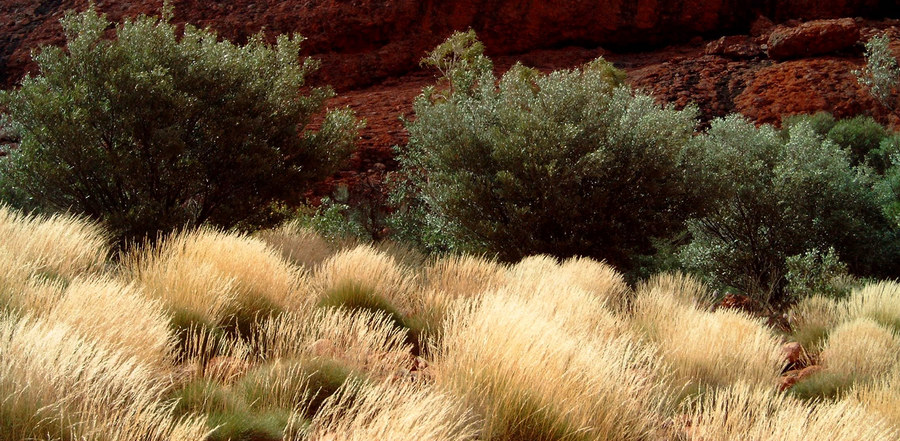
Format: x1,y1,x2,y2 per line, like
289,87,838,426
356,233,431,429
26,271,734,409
0,6,360,243
857,33,899,110
681,116,898,304
392,31,706,269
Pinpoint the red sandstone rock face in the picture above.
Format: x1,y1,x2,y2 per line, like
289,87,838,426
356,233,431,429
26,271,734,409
734,58,888,126
1,0,898,90
767,18,861,60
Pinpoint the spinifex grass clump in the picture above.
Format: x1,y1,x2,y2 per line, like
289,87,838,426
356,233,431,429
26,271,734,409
45,277,174,370
792,318,900,400
0,205,108,286
685,383,897,440
435,291,665,441
632,273,784,397
0,313,208,440
299,379,479,441
127,227,308,337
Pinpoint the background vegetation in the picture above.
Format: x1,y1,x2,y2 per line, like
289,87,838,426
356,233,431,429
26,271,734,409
1,7,900,440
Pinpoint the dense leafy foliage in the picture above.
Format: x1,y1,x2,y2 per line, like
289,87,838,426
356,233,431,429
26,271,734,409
857,33,899,110
681,116,899,304
0,6,359,243
393,31,706,269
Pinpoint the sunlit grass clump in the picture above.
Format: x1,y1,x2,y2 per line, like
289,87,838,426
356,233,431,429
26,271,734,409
0,313,207,440
633,273,784,396
0,203,899,440
435,291,665,441
127,228,309,333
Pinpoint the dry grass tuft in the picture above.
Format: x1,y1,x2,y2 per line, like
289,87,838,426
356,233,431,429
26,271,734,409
44,277,175,370
127,227,309,328
820,318,900,383
851,366,900,431
684,383,897,440
633,279,784,394
845,281,900,332
254,308,412,377
312,245,417,313
255,220,337,269
789,294,844,352
434,291,665,441
0,313,207,440
0,205,109,282
296,380,479,441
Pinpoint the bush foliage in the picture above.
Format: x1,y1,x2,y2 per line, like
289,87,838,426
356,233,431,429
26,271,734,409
393,31,706,269
681,117,898,304
0,6,359,244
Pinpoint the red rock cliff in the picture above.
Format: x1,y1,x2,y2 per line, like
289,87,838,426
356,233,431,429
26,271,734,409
2,0,898,89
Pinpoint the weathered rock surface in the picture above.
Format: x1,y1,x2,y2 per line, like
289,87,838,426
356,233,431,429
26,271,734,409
767,18,861,60
706,35,763,59
1,0,898,90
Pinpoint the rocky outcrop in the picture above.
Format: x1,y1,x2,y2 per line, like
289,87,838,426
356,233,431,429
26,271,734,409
767,18,861,60
734,57,886,125
706,35,763,59
1,0,898,90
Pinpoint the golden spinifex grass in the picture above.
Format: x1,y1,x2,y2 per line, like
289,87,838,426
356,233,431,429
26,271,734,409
254,307,412,377
845,281,900,332
0,313,208,441
312,244,418,312
434,291,666,441
44,276,175,370
684,383,898,440
852,365,900,431
789,294,844,351
0,205,109,281
633,273,784,394
296,379,479,441
127,227,309,327
255,220,337,269
819,318,900,384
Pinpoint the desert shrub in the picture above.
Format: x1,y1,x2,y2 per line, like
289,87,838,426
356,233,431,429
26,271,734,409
826,116,889,167
0,6,359,244
857,33,899,109
392,31,705,270
782,111,837,137
681,116,897,305
785,247,858,301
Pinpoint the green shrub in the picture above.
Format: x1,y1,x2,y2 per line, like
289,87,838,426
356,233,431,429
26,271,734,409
0,5,360,244
826,116,888,167
681,116,897,305
782,112,836,138
857,33,899,109
392,31,705,270
785,247,857,301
